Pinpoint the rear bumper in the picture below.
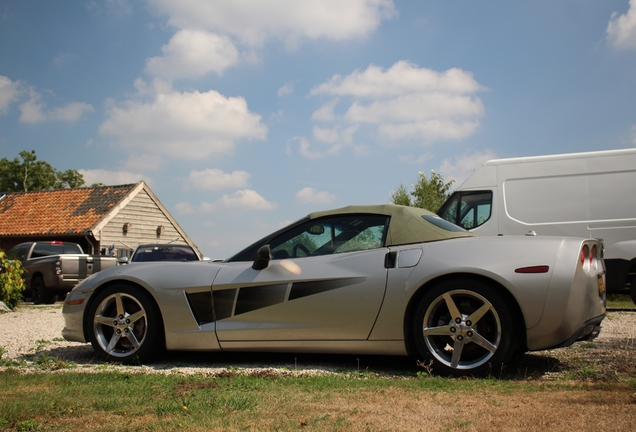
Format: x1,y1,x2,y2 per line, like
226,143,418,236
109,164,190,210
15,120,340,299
547,314,605,350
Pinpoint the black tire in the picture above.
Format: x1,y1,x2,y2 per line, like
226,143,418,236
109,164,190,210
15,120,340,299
413,278,515,377
31,277,57,305
87,284,163,364
629,275,636,306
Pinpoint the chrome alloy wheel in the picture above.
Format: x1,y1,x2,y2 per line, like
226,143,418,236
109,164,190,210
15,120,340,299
421,289,502,370
93,292,148,359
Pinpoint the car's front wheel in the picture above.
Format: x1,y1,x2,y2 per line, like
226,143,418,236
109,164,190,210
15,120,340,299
413,279,515,377
87,284,163,364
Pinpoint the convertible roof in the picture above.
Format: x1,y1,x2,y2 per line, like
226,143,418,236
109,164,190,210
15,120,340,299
308,204,473,246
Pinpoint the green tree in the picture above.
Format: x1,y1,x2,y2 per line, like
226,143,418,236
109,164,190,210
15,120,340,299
55,168,85,189
0,150,85,192
390,170,455,212
0,250,25,310
390,184,411,206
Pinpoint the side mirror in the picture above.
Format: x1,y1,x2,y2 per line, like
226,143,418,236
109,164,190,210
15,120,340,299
252,245,271,270
118,256,129,265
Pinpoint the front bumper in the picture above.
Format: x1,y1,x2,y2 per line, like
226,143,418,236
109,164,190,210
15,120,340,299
61,291,90,343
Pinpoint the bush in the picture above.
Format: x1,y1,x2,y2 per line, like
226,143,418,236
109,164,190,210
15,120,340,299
0,250,25,309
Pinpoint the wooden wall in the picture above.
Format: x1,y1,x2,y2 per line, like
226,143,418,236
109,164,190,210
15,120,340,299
99,189,189,258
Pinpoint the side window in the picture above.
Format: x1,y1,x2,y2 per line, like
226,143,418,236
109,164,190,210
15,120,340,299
7,245,28,261
270,214,389,259
438,191,492,230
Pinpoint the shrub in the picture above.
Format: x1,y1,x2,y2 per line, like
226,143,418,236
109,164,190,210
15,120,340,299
0,250,25,309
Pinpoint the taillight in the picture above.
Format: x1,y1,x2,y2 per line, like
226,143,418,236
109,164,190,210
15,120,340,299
590,244,598,273
55,260,62,275
580,243,603,276
580,244,589,268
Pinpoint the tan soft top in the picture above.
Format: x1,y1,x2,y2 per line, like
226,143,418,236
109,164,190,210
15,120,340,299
308,204,473,246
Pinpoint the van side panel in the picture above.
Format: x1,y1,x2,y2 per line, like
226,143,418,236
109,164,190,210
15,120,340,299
439,148,636,295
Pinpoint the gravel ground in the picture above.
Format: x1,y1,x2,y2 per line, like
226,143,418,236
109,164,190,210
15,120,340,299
1,303,634,378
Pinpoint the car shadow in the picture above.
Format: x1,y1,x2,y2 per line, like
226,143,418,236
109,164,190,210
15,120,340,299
29,344,566,380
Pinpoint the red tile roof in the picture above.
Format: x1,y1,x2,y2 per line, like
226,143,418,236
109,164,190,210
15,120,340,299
0,184,138,236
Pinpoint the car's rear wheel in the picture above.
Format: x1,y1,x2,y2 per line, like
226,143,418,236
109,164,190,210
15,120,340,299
413,279,514,377
87,284,163,364
31,277,57,305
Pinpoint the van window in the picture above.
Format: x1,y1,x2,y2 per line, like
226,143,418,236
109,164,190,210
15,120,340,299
438,191,493,230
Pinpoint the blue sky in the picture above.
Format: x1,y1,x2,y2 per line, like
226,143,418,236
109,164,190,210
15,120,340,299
1,0,636,258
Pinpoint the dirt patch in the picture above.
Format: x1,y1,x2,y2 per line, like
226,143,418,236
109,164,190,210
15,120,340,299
278,387,636,431
1,306,635,381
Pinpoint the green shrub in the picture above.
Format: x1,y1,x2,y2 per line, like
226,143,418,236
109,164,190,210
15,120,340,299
0,250,25,309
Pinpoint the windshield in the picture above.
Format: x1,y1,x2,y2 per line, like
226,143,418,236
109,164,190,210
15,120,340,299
132,245,198,262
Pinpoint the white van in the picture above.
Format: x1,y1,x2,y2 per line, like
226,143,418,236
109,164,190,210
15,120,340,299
437,148,636,301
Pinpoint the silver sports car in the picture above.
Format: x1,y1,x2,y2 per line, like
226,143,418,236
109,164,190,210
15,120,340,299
62,204,606,376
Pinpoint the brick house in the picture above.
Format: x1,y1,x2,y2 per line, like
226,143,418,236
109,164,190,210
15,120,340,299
0,181,201,258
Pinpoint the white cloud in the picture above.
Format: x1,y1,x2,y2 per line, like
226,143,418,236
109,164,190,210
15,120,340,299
277,82,294,97
398,152,433,165
310,61,485,143
18,97,46,123
293,136,341,159
311,99,339,121
177,190,276,214
54,102,94,122
19,95,94,124
311,62,483,98
346,93,484,124
78,169,148,186
0,76,21,115
313,125,357,144
289,125,360,159
377,119,481,141
99,80,268,159
200,202,218,213
296,187,336,205
1,77,93,122
607,0,636,50
106,0,133,17
187,168,250,191
52,53,77,68
174,201,196,215
139,0,396,129
145,29,239,80
437,149,498,189
123,154,164,172
219,189,277,210
147,0,396,47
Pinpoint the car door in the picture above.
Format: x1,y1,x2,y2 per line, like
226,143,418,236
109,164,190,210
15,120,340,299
212,214,390,342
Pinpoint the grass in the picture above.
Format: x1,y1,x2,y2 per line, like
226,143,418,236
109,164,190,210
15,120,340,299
607,293,636,309
0,301,634,430
0,370,634,431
